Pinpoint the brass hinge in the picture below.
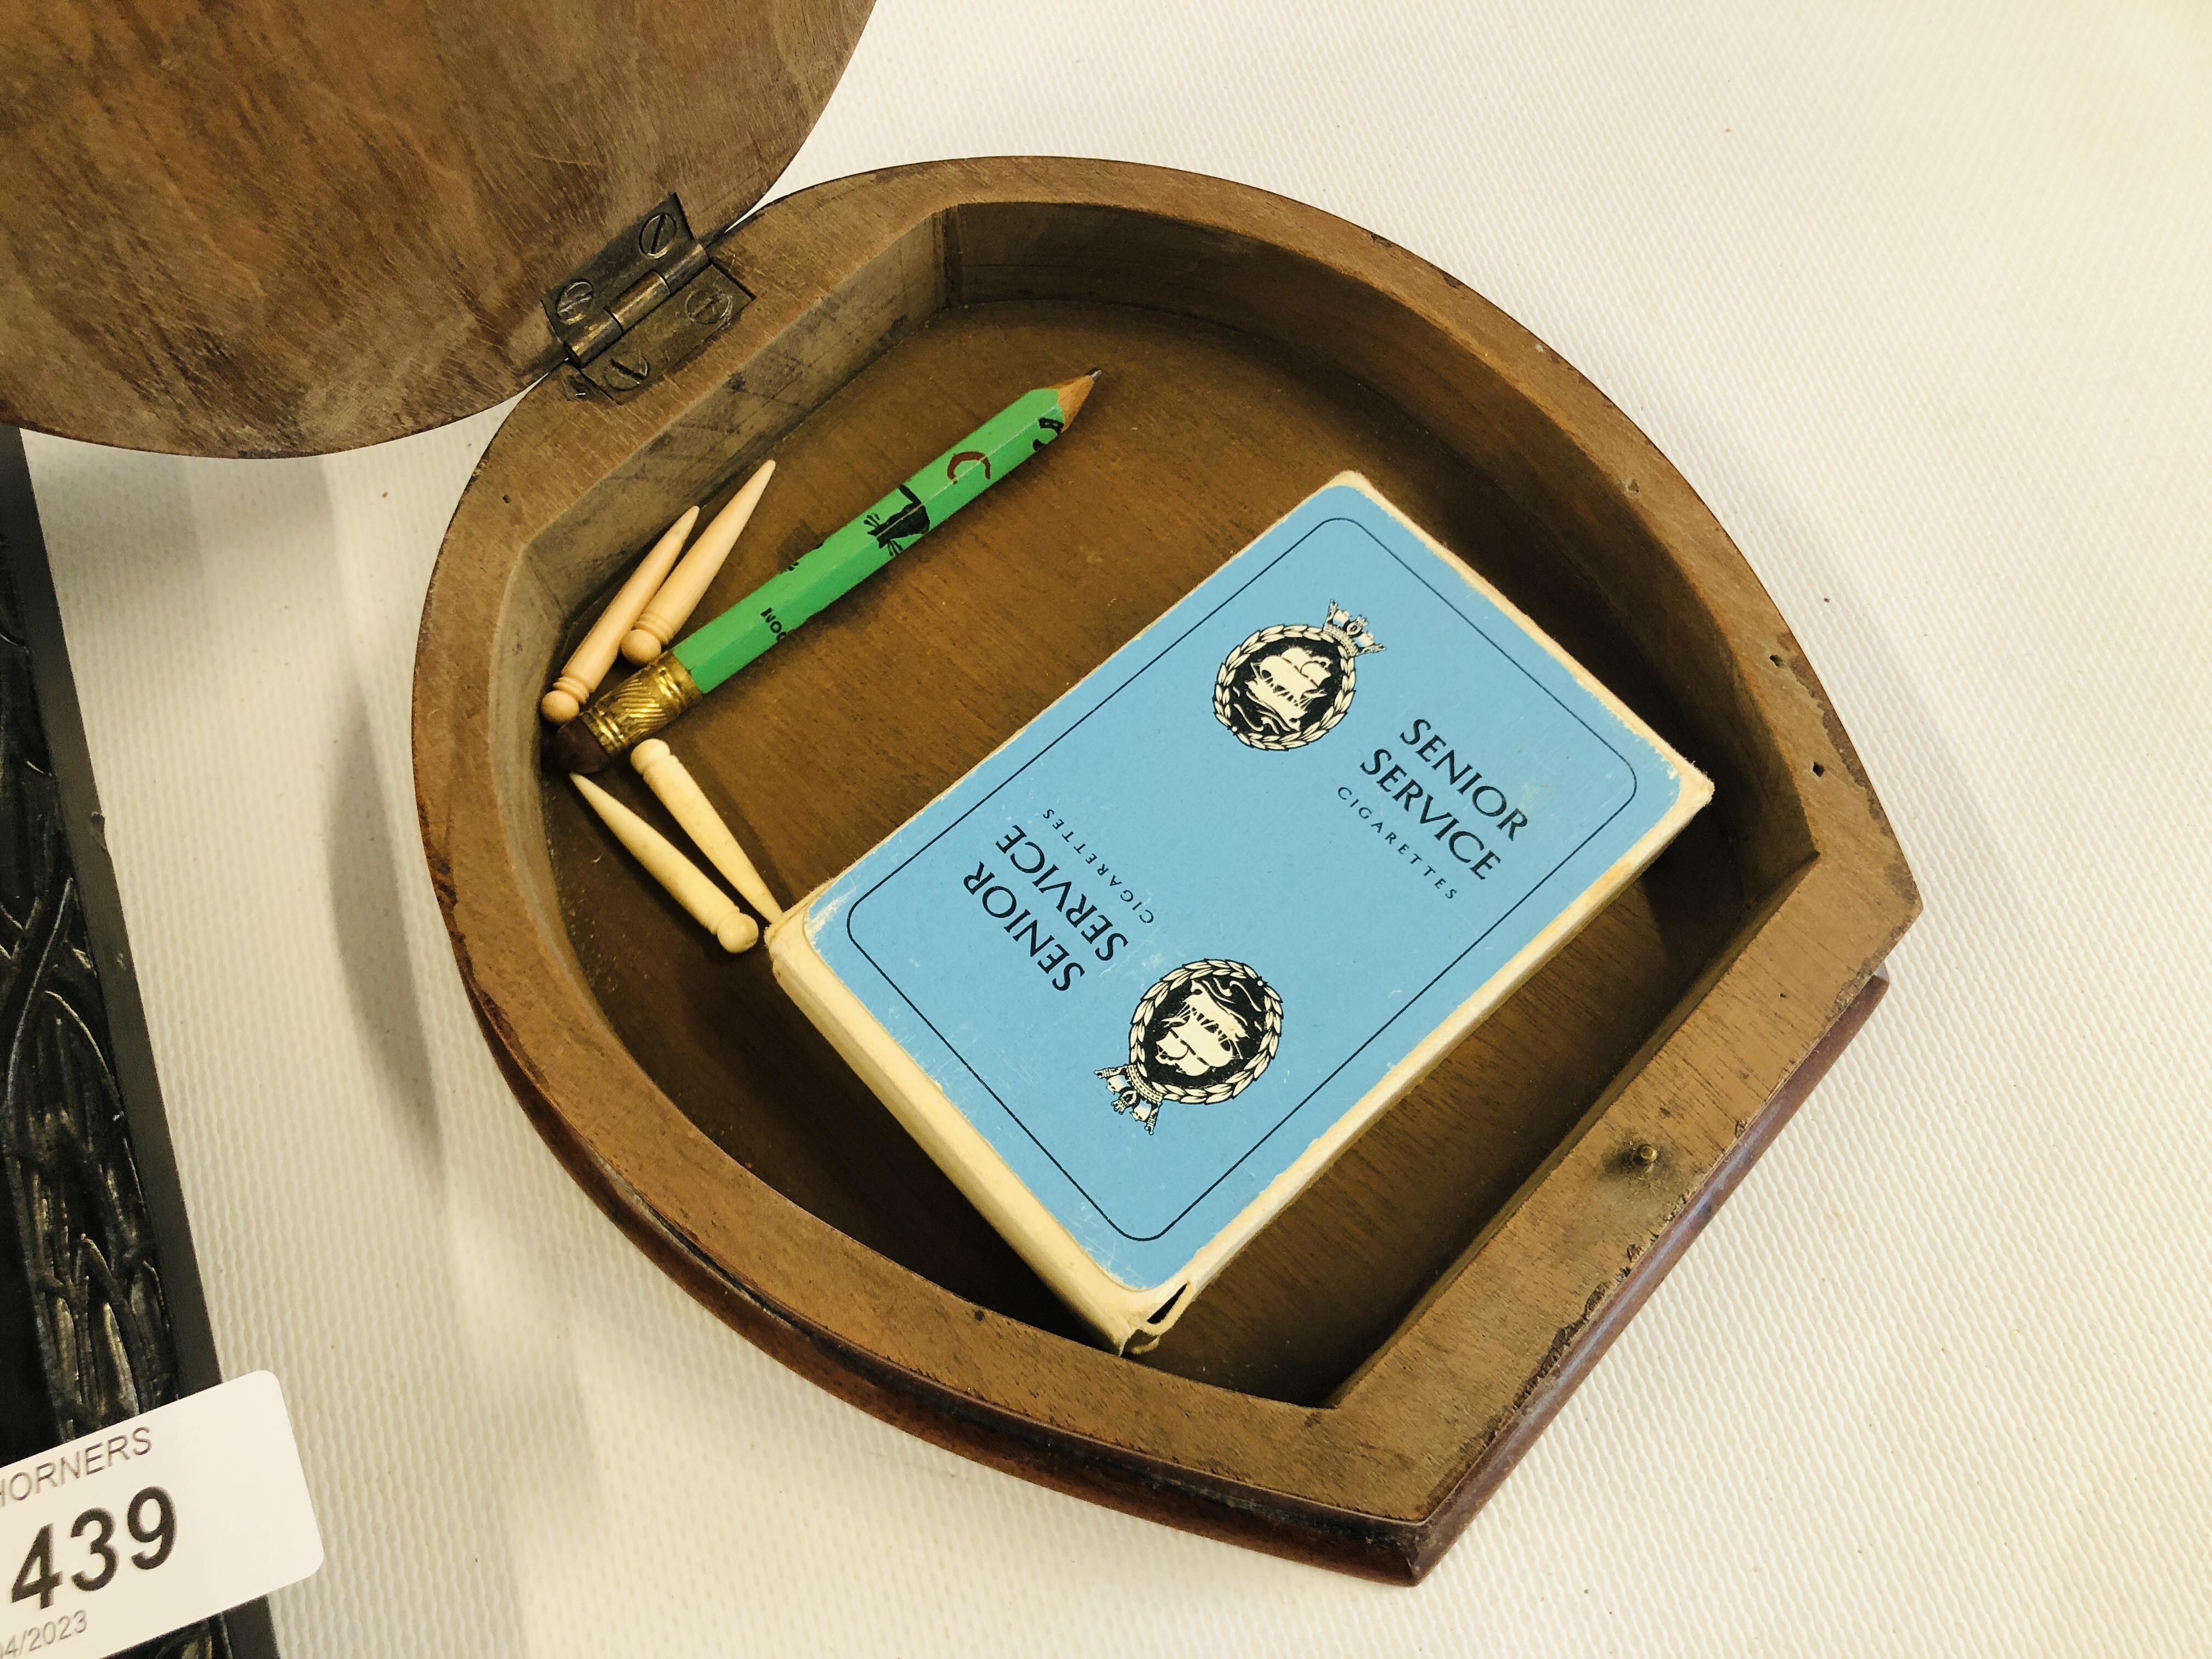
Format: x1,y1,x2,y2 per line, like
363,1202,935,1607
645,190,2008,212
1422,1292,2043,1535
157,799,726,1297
542,194,751,404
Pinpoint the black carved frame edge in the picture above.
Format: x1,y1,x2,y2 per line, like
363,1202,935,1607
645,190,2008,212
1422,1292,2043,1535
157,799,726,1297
0,428,280,1659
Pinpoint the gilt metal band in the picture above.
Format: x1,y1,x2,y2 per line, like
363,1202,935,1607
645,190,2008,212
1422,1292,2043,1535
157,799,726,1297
578,653,701,757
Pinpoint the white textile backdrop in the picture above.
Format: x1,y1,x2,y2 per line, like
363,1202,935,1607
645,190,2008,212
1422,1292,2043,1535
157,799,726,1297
21,1,2212,1651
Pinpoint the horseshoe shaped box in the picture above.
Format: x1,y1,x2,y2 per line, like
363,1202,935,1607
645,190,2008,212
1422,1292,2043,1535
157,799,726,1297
2,0,1920,1583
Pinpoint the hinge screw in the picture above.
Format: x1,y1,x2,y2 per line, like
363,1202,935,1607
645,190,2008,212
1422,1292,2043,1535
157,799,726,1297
638,212,676,259
554,280,596,324
684,285,735,328
602,353,651,391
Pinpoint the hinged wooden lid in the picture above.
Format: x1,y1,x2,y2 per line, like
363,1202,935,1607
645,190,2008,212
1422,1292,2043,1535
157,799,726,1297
0,0,874,458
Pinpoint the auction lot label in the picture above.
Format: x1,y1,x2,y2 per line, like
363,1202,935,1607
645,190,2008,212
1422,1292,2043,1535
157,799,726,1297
0,1373,320,1658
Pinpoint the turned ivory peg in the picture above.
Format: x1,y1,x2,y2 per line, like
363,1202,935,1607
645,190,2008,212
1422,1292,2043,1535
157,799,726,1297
630,740,785,923
569,773,759,953
620,460,775,665
541,505,701,724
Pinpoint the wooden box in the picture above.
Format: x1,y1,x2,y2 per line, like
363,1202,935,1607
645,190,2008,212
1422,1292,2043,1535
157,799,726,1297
3,1,1918,1584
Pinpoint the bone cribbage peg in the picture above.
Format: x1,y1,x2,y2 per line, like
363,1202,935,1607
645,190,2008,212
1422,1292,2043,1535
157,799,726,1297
569,772,759,953
620,459,775,665
540,504,701,724
630,738,786,923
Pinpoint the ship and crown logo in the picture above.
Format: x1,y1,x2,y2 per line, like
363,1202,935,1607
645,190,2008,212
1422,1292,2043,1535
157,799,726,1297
1098,601,1384,1131
1213,600,1385,751
1099,960,1284,1133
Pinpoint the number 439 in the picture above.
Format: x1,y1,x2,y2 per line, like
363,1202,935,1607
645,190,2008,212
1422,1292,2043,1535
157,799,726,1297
10,1489,176,1610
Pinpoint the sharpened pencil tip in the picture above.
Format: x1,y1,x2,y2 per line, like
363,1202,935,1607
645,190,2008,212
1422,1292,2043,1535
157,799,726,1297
1053,371,1100,425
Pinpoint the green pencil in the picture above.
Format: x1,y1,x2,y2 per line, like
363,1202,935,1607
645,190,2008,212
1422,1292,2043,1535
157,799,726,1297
556,371,1098,774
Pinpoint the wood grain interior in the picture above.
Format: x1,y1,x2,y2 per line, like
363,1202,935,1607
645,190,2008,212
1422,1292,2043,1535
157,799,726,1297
538,268,1756,1405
